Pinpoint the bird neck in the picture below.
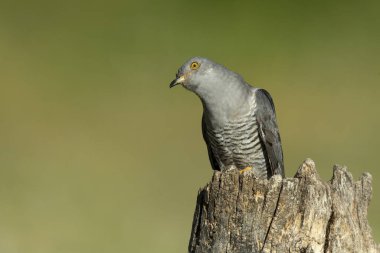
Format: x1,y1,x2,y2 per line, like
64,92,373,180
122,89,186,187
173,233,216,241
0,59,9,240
200,82,251,128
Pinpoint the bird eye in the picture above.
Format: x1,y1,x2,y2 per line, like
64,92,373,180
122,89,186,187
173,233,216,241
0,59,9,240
190,61,200,70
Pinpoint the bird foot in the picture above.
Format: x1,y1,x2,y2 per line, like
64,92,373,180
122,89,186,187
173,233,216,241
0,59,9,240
239,166,253,174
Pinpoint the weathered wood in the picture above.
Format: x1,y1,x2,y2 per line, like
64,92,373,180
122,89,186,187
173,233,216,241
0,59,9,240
189,159,380,253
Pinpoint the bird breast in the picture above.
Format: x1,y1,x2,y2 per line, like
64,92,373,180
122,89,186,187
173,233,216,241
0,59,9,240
204,98,267,175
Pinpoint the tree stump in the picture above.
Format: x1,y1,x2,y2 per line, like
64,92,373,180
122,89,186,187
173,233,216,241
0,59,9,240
189,159,380,253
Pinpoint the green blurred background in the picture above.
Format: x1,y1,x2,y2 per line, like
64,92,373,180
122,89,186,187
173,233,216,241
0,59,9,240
0,0,379,252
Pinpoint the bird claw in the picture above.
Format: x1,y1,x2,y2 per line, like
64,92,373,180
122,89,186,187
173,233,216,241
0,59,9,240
239,166,253,174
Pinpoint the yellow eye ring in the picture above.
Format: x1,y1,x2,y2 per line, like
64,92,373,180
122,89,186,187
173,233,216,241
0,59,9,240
190,61,200,70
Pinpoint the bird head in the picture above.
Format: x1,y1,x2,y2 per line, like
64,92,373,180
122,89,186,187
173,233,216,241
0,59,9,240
170,56,249,111
170,56,242,94
170,57,252,124
169,57,212,90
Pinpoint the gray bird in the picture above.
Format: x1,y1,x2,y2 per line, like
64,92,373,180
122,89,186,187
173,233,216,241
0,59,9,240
170,57,284,178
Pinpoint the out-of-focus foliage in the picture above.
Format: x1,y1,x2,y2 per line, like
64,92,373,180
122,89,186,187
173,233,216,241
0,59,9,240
0,0,379,252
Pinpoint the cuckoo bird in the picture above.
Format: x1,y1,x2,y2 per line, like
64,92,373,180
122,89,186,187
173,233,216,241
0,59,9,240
170,57,284,179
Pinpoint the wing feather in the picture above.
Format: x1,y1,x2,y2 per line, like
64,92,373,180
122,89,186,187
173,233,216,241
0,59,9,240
202,115,220,171
254,89,285,177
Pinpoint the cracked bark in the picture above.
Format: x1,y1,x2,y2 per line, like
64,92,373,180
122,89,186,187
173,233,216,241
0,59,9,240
188,159,380,253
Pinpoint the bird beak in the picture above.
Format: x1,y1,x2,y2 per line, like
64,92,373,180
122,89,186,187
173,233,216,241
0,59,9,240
169,75,185,88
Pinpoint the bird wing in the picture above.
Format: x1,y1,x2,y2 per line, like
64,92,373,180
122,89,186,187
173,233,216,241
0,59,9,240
254,89,285,177
202,115,220,171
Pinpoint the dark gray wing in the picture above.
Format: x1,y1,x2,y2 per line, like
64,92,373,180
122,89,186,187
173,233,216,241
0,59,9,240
254,89,285,177
202,115,220,171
